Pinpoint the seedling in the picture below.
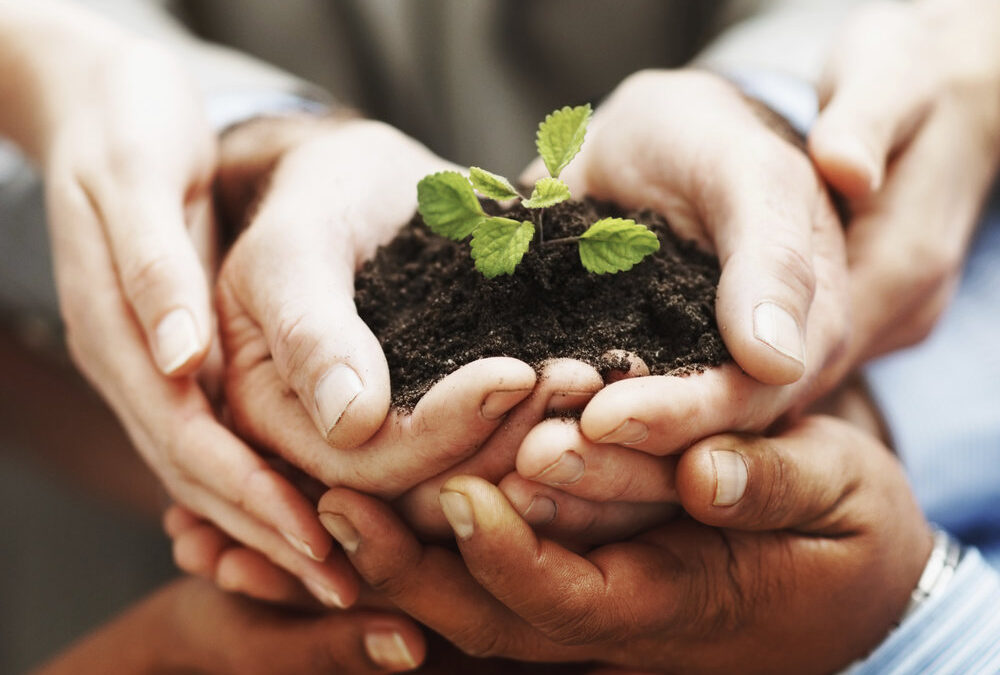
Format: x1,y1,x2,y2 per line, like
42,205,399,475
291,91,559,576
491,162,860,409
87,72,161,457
417,104,660,278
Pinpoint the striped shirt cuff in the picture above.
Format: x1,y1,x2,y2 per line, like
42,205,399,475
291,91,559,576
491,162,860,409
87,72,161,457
848,547,1000,674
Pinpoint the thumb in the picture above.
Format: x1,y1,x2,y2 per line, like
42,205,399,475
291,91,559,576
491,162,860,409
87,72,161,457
224,207,391,451
808,4,936,198
676,416,869,533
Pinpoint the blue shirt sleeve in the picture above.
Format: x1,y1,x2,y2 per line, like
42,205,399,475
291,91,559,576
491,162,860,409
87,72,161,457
848,547,1000,674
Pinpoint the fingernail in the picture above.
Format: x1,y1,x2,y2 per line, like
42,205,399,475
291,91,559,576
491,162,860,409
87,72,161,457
365,629,418,669
315,364,364,435
711,450,748,506
155,308,200,373
281,530,325,562
533,451,585,485
597,419,648,445
481,388,532,420
302,578,347,609
439,490,475,540
753,302,804,365
836,134,882,192
318,512,360,554
522,495,557,525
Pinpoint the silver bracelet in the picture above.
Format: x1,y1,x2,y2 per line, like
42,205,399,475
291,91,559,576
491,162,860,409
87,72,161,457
899,528,963,624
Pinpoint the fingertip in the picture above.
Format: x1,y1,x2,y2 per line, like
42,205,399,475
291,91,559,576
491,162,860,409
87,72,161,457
538,358,604,411
677,439,746,518
440,475,526,542
809,121,882,199
411,357,536,429
172,524,227,578
716,260,809,386
319,357,391,450
152,306,211,376
578,380,650,446
362,621,425,671
497,473,558,527
163,504,200,538
514,418,580,479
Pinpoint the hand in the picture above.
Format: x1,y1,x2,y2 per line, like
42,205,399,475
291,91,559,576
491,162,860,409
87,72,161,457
166,357,642,600
37,576,424,674
215,117,645,596
0,5,345,608
319,416,932,674
2,4,217,374
533,69,850,456
808,0,1000,361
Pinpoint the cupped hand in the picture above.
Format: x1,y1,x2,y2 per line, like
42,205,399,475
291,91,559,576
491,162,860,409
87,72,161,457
808,0,1000,361
165,356,625,601
8,20,363,610
531,69,851,455
216,117,547,495
213,116,643,597
318,416,932,674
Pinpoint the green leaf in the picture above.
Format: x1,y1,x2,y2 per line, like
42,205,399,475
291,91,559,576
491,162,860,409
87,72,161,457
470,217,535,278
579,218,660,274
536,104,592,178
469,166,520,200
521,177,571,209
417,171,484,240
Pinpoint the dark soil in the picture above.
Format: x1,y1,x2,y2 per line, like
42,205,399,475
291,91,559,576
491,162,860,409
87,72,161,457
354,198,730,410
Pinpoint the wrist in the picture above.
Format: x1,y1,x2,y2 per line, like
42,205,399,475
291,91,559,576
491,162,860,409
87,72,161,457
35,579,191,674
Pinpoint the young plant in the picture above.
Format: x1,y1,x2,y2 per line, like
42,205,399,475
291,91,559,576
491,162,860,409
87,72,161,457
416,104,660,278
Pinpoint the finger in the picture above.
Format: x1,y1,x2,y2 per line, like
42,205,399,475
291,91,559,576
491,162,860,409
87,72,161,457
99,184,213,376
498,473,678,545
222,228,390,450
599,349,650,384
167,406,334,564
226,352,535,496
809,3,936,198
181,483,360,610
708,137,822,385
214,547,314,606
436,476,684,645
580,363,791,455
318,487,571,661
257,604,426,673
172,522,233,579
842,106,989,364
675,416,872,532
394,358,603,537
163,503,202,538
48,174,334,568
515,418,678,502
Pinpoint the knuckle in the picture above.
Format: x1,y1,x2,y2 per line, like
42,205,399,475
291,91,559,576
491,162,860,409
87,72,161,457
119,248,177,310
363,547,425,600
451,624,512,659
537,603,614,645
269,305,321,383
603,465,640,502
765,242,817,307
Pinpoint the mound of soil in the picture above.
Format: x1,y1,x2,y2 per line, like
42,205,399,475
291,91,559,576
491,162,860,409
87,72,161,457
354,198,730,409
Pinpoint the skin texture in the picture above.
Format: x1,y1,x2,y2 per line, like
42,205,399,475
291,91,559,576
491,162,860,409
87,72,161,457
170,70,856,596
36,577,426,674
317,416,932,674
541,70,852,456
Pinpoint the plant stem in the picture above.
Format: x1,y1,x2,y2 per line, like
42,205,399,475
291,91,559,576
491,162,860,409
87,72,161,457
542,236,579,246
538,208,546,245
